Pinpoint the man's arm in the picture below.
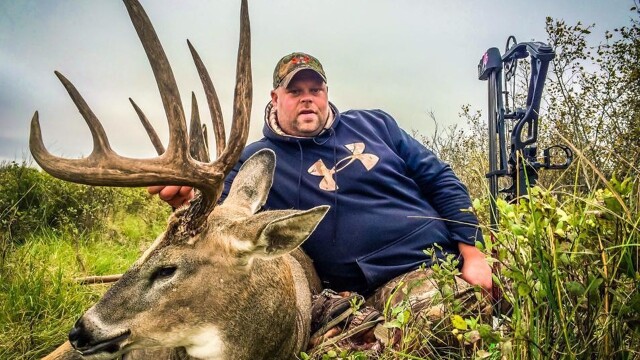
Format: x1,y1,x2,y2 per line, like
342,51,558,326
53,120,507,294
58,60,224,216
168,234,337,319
390,125,482,242
397,131,492,292
382,112,492,291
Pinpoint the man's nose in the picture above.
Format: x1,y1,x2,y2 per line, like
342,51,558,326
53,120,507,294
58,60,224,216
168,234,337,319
300,91,313,102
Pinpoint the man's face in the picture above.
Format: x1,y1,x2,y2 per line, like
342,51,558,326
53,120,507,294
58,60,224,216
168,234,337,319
270,70,329,137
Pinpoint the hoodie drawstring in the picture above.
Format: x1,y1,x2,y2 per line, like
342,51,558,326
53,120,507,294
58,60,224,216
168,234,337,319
296,140,303,209
311,128,339,245
331,130,338,245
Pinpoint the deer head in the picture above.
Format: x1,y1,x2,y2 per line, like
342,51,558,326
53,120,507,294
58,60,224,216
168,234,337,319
31,1,328,359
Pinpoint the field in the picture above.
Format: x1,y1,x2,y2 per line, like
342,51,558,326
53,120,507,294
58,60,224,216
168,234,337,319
1,156,638,360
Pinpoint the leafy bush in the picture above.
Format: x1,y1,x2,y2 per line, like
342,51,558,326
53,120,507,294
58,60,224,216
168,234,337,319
544,11,640,181
486,176,639,358
0,161,167,248
1,161,104,241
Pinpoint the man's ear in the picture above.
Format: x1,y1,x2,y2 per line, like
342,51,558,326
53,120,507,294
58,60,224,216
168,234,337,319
270,89,278,105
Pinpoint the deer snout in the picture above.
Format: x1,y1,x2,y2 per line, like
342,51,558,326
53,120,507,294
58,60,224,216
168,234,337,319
68,317,89,348
69,317,131,356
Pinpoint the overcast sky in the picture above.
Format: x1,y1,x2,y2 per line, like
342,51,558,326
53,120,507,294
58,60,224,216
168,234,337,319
0,0,634,163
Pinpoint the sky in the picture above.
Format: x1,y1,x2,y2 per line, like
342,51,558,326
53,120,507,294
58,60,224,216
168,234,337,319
0,0,635,163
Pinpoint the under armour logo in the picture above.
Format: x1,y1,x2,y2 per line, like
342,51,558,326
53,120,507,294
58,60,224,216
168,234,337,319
307,142,379,191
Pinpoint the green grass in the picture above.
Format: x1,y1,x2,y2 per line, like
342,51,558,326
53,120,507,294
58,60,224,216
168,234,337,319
0,210,166,360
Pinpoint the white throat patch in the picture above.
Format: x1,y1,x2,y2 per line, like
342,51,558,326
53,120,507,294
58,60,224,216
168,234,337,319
185,326,226,360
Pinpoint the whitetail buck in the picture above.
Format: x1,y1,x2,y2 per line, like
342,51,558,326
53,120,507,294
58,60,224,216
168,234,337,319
34,0,328,359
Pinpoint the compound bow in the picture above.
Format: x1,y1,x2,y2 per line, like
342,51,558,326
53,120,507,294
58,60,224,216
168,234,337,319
478,36,573,231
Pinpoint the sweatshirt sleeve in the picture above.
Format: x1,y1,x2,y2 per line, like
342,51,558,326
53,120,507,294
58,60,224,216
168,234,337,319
383,111,484,246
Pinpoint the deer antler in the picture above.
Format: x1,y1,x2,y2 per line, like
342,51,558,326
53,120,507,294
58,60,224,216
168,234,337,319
30,0,251,224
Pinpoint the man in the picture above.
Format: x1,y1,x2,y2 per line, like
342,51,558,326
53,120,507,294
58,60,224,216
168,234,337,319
149,52,492,346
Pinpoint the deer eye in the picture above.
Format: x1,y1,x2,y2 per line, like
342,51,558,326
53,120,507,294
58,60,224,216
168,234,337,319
150,266,177,283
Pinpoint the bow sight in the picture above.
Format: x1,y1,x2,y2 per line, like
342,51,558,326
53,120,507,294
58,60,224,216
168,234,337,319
478,36,573,229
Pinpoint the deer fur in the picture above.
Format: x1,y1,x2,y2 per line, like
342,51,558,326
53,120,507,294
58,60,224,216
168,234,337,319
44,150,327,360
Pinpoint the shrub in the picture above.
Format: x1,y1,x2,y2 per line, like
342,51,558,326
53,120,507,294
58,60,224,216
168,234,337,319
487,176,639,358
0,161,168,249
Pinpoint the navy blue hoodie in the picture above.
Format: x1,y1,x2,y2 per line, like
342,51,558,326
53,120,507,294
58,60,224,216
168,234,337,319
222,103,482,295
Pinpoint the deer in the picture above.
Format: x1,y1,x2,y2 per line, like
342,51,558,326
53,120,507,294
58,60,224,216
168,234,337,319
34,0,328,359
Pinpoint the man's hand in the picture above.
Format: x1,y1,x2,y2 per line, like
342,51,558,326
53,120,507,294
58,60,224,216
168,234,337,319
148,185,194,208
458,242,492,294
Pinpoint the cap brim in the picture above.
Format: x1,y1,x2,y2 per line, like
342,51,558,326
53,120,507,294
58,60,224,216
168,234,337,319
278,67,326,89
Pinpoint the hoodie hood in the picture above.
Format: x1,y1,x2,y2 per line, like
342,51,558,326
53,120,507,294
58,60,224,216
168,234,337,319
263,101,340,142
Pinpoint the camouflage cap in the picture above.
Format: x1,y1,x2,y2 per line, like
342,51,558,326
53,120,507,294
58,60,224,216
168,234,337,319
272,52,327,89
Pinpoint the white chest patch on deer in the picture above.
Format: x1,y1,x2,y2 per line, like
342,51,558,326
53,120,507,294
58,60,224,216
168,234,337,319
184,326,226,359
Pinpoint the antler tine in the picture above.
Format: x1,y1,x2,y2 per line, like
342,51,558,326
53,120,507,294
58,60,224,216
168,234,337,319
189,92,210,163
130,93,210,162
188,40,226,159
56,71,113,157
213,0,251,175
123,0,190,163
130,93,212,164
30,73,178,184
129,97,166,155
30,104,198,188
202,124,209,152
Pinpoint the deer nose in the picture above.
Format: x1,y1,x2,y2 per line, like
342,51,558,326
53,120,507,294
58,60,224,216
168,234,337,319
69,318,89,349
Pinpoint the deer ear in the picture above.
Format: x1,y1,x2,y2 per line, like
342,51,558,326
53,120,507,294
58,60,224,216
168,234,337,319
224,149,276,214
250,206,329,259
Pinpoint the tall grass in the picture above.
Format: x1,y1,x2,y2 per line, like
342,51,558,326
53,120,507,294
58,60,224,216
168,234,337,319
305,175,639,360
0,162,169,359
0,216,168,359
489,175,639,359
1,231,104,359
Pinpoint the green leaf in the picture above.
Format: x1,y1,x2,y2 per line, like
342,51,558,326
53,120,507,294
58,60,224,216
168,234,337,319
396,310,406,324
472,198,482,210
517,283,531,297
566,281,585,296
477,323,501,343
587,277,604,298
384,319,403,329
556,208,570,222
451,314,468,330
